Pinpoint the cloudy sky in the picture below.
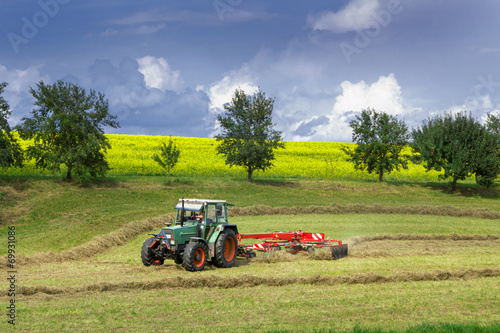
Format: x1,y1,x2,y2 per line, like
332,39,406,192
1,0,500,142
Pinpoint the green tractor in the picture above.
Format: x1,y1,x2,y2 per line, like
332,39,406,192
141,199,238,272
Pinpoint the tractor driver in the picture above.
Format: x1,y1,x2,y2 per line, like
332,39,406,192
195,208,205,222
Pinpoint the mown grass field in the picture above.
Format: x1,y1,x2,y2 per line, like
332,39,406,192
0,175,499,332
1,133,499,332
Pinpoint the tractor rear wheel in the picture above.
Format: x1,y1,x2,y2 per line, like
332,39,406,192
183,242,208,272
213,229,238,268
141,238,164,266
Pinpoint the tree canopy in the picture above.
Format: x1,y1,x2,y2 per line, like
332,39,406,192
343,108,410,182
17,80,119,181
215,88,284,181
0,82,23,168
412,112,499,189
486,113,500,137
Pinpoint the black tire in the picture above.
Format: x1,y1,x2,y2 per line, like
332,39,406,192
141,238,164,266
332,244,349,259
173,252,183,265
183,242,208,272
213,229,238,268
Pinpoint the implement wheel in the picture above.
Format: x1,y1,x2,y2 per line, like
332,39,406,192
173,252,183,265
213,229,238,268
183,242,208,272
331,244,349,259
141,238,164,266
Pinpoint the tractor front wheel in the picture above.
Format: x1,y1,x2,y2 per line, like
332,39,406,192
213,229,238,268
141,238,164,266
183,242,208,272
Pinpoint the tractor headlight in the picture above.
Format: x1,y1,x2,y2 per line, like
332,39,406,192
170,239,175,245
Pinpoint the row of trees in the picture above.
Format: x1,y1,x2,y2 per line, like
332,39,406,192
1,79,499,188
344,108,500,190
215,90,500,188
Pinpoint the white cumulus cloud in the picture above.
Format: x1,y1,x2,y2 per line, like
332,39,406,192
311,73,408,141
137,56,184,93
207,66,259,112
205,65,259,136
310,0,380,33
332,73,405,116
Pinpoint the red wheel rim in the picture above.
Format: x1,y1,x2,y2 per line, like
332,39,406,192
193,248,205,267
224,237,235,261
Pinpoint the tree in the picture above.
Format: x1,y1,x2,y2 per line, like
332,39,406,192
152,137,180,180
215,88,284,181
483,113,500,185
17,80,119,182
412,112,499,190
342,108,410,182
0,82,23,168
486,113,500,137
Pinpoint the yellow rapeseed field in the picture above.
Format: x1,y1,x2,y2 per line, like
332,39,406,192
3,134,442,180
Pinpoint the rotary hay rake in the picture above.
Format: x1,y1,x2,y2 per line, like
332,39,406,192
237,230,348,259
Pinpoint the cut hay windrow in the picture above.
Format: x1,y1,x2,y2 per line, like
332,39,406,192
345,233,500,248
11,268,500,297
0,213,175,268
229,203,500,220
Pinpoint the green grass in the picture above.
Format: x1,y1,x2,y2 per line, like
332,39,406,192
232,214,500,239
5,279,499,332
0,176,498,332
1,177,498,255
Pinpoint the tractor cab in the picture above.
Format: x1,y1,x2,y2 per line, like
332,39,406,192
173,199,230,225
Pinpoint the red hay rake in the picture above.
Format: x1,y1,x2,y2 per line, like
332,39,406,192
237,231,348,259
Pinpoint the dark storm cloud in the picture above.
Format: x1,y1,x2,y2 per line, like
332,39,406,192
85,57,213,137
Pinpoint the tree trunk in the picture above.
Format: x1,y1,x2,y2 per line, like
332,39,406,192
451,178,458,191
247,166,253,182
378,169,384,182
66,166,72,181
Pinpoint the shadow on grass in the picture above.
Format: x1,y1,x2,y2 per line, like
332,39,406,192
0,174,123,190
425,182,499,198
383,179,499,199
0,176,33,192
252,179,299,188
78,178,122,189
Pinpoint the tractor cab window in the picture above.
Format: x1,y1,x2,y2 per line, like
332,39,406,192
176,209,204,223
175,211,188,223
206,204,217,224
205,203,227,224
174,200,205,223
216,204,227,223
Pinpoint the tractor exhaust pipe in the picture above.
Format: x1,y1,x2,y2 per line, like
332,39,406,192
180,198,185,227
